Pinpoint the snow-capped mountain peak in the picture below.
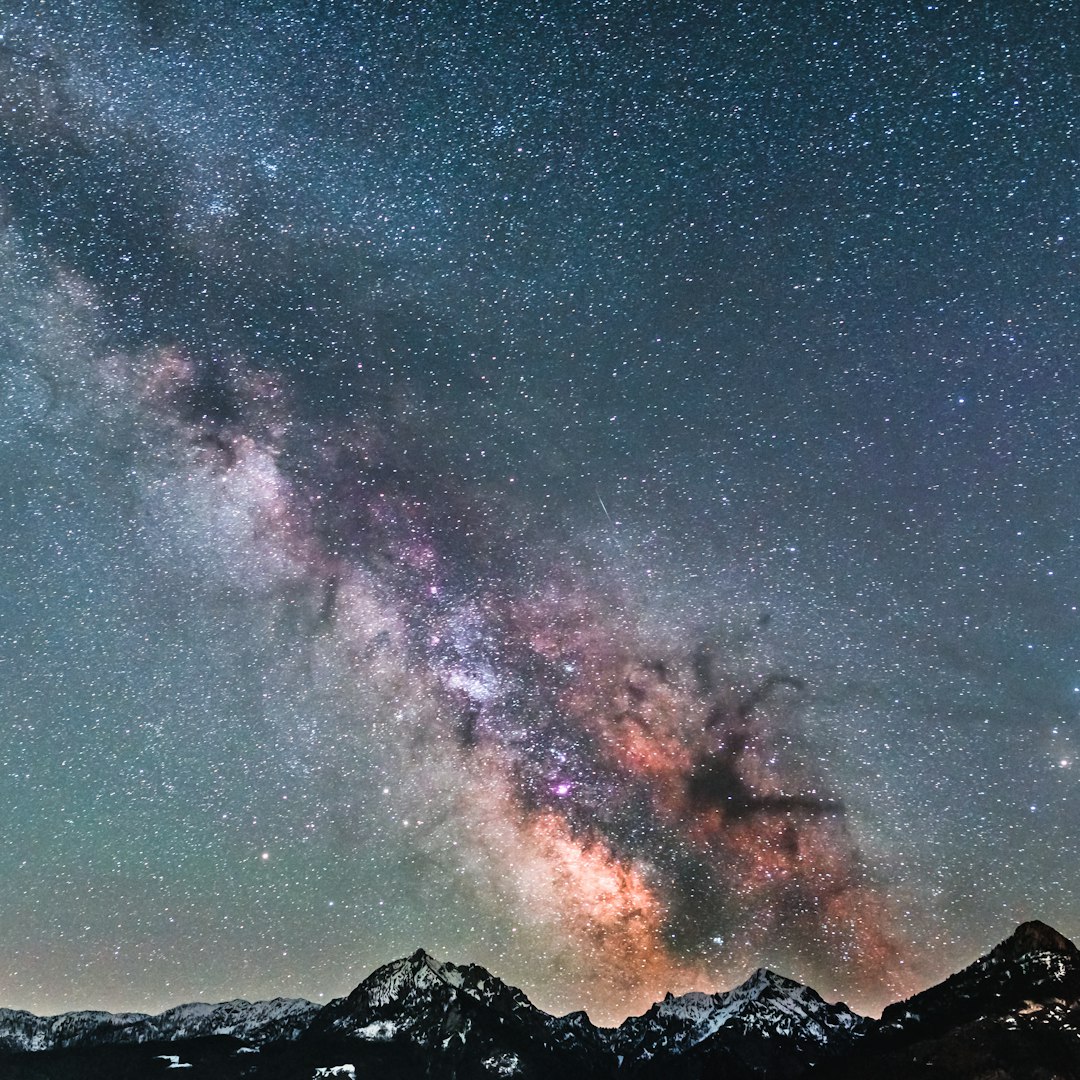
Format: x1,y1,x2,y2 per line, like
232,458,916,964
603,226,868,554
879,919,1080,1038
353,949,458,1009
989,920,1080,965
0,996,318,1054
612,966,865,1062
310,949,618,1073
339,948,537,1016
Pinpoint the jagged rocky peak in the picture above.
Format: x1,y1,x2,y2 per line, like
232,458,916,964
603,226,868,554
548,1008,596,1034
406,947,437,965
346,948,455,1009
879,921,1080,1035
339,947,546,1023
612,964,865,1063
717,967,864,1032
735,967,806,997
650,966,848,1020
990,920,1080,963
318,949,609,1067
545,1008,610,1052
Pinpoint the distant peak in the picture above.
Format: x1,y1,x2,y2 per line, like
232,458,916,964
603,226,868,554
408,948,435,964
748,967,786,983
743,967,804,992
559,1009,592,1023
992,921,1080,961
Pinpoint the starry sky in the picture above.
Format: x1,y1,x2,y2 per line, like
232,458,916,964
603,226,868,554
1,0,1078,1028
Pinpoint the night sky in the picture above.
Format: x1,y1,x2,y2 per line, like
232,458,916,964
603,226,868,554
1,0,1078,1028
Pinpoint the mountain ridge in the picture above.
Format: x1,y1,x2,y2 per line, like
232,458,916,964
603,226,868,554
1,922,1078,1078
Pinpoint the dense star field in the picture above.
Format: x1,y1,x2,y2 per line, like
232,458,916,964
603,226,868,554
0,0,1077,1027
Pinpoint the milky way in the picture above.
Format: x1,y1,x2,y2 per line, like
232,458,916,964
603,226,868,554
128,340,905,1012
1,0,1078,1026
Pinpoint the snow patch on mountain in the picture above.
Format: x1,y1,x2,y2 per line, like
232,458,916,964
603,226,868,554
352,1019,398,1040
482,1050,522,1075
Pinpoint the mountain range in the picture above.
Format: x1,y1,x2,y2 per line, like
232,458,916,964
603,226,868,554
1,920,1077,1078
